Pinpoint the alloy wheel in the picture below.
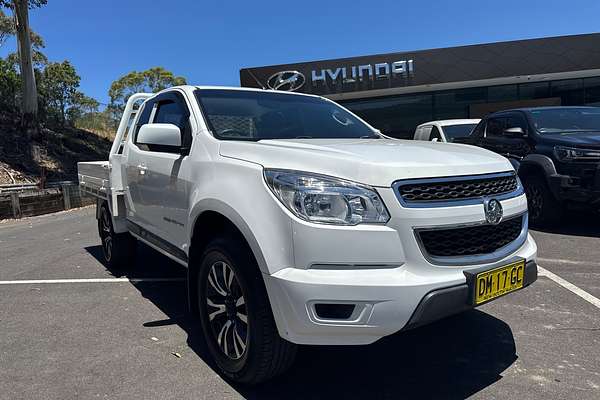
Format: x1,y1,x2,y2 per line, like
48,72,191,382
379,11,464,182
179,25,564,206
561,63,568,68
100,210,113,262
205,261,248,360
526,183,543,220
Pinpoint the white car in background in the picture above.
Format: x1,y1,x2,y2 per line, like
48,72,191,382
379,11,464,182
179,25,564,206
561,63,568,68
414,119,480,142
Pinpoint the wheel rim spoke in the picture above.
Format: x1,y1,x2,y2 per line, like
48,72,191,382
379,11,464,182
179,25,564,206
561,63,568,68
217,320,232,356
208,264,228,296
232,325,245,358
237,311,248,324
207,298,227,321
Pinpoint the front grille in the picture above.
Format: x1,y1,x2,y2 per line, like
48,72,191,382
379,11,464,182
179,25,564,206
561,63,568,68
417,216,523,258
398,174,518,203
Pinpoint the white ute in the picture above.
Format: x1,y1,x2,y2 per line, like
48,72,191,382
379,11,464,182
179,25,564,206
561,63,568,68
78,86,537,383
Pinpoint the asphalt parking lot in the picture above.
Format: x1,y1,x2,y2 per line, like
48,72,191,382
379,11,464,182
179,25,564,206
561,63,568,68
1,207,599,400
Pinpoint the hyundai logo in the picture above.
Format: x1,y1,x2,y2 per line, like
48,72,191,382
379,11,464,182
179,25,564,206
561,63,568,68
483,198,503,225
266,71,306,92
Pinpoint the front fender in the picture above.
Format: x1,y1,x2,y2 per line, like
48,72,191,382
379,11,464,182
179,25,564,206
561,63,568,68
188,198,269,274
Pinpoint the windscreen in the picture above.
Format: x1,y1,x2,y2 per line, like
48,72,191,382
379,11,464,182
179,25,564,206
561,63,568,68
529,108,600,134
441,124,478,141
195,89,378,140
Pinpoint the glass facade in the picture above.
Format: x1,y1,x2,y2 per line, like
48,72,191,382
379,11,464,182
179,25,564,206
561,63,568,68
341,77,600,139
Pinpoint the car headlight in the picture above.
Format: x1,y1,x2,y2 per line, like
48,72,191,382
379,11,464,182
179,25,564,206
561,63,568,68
264,169,390,225
554,145,600,162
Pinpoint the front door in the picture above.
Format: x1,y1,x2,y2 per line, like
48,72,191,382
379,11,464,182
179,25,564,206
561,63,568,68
481,114,531,159
125,91,194,251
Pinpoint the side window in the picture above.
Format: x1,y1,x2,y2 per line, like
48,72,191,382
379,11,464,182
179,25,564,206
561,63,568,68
133,100,155,142
430,126,442,141
486,117,506,137
154,99,192,149
505,114,527,133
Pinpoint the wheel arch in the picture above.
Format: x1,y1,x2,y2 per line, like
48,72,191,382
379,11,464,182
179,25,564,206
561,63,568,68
187,200,269,312
518,154,557,178
518,154,561,200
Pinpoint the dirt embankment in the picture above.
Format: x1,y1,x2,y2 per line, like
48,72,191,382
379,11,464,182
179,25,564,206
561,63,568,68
0,113,112,184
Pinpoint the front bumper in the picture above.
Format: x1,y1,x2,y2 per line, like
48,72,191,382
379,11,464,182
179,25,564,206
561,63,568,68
264,233,537,345
548,163,600,205
403,259,537,331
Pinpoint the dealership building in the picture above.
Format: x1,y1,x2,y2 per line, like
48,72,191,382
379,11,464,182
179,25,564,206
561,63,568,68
240,33,600,139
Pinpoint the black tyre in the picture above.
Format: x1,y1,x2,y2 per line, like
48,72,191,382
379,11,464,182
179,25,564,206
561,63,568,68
197,237,297,384
98,203,136,269
522,174,562,227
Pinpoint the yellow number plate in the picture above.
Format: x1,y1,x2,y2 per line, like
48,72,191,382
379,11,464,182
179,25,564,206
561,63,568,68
475,260,525,305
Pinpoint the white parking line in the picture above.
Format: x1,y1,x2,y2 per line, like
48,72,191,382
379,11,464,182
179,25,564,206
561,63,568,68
538,266,600,309
0,277,185,285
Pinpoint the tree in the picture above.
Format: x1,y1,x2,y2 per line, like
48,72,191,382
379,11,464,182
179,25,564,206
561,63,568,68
1,9,47,67
108,67,186,121
66,91,99,123
40,60,80,126
0,0,47,136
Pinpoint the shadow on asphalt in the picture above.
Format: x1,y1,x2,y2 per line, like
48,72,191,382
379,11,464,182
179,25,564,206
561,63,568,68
530,210,600,238
86,243,518,399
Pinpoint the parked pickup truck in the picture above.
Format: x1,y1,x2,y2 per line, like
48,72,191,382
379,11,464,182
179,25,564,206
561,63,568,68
78,85,538,384
454,107,600,226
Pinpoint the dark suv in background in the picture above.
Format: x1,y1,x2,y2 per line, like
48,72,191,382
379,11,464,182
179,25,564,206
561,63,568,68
455,107,600,226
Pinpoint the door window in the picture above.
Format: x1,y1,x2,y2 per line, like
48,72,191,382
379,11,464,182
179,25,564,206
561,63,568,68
133,100,155,142
153,100,192,149
505,115,527,134
430,126,442,141
486,117,506,137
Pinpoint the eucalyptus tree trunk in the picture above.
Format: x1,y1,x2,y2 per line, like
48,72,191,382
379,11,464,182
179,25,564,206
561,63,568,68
13,0,38,138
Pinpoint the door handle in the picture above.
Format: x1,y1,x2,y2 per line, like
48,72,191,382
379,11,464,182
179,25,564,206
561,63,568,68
137,164,148,175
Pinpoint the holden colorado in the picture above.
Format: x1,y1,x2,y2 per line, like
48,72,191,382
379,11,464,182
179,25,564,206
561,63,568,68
78,85,538,384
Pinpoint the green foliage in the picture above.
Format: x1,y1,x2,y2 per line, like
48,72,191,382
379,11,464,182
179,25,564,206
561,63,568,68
108,67,187,119
0,9,12,46
39,60,80,125
66,91,98,122
0,0,48,9
0,56,20,111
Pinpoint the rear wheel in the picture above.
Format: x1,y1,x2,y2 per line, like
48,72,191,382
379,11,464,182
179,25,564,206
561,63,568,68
522,174,562,227
98,203,136,269
197,237,297,384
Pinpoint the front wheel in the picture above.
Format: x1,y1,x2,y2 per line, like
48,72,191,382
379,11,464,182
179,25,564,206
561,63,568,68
98,203,136,269
522,174,562,227
197,237,297,384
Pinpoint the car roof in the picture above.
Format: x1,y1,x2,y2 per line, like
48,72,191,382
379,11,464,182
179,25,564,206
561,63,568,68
491,106,600,114
193,85,322,98
417,119,481,127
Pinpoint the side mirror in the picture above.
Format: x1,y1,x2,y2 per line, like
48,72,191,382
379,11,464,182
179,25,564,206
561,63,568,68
503,127,526,138
431,137,439,142
137,124,182,149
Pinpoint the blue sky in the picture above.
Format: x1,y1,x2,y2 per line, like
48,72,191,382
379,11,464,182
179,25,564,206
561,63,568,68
2,0,600,105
